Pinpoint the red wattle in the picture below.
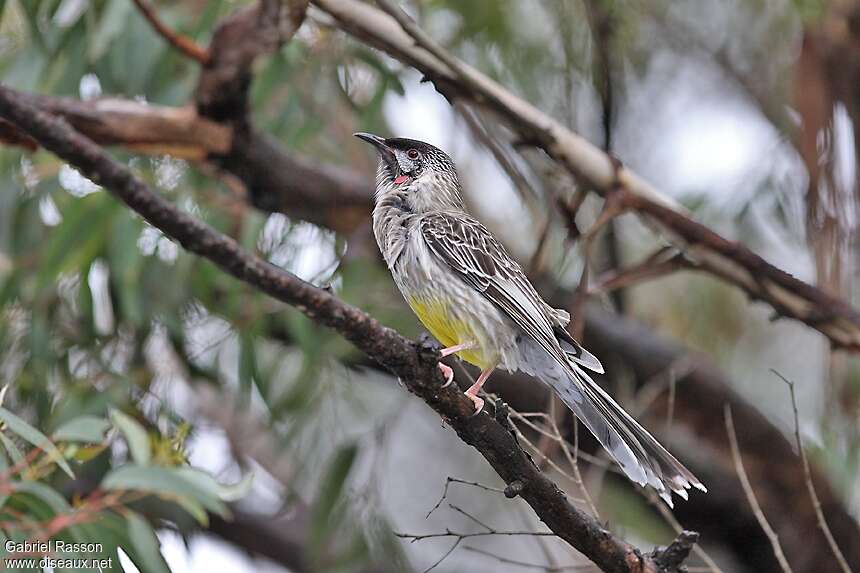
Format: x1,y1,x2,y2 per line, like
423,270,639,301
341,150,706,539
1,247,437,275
394,175,411,185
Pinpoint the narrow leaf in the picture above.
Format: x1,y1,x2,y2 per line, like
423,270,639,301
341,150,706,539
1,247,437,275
125,511,172,573
54,416,110,443
0,407,73,478
110,410,151,465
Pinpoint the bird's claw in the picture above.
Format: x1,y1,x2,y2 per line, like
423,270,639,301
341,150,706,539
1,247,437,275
438,362,455,388
467,393,485,416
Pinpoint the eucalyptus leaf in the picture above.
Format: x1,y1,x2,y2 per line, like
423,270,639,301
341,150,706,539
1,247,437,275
53,416,110,443
110,409,151,466
101,464,227,523
125,511,172,573
0,407,73,478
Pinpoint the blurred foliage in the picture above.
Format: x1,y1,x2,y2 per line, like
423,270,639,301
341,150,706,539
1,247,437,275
0,405,242,573
0,0,413,568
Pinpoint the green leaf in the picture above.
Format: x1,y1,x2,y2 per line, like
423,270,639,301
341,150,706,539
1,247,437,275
101,465,227,524
11,481,72,513
0,407,73,478
0,430,24,467
110,409,151,465
125,511,172,573
175,467,254,503
310,443,358,547
53,416,110,443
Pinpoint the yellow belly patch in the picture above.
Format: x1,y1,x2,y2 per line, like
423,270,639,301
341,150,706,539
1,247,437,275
407,297,489,368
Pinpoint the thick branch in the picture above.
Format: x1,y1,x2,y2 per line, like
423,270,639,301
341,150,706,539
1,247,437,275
2,95,230,159
312,0,860,351
196,0,309,121
0,85,693,573
4,92,373,233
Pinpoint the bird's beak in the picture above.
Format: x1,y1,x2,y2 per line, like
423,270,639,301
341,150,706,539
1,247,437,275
354,132,398,173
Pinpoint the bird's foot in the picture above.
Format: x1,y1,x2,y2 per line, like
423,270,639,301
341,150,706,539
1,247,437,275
466,391,484,415
438,362,455,388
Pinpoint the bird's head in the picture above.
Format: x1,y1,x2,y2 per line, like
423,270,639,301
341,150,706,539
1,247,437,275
354,133,464,213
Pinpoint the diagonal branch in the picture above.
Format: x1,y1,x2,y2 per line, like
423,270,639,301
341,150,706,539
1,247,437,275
312,0,860,352
0,85,695,573
131,0,210,64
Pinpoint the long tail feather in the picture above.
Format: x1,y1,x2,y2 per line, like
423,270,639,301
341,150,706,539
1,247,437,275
518,339,705,506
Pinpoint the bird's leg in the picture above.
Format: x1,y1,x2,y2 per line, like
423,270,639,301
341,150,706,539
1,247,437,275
465,367,494,414
438,362,455,388
439,341,475,358
437,341,476,388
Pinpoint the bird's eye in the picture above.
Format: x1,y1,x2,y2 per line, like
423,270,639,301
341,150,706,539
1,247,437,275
406,149,420,160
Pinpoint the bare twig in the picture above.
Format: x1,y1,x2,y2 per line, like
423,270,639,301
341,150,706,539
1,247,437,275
771,370,852,573
547,415,600,519
594,247,688,293
396,523,559,573
395,528,557,542
426,477,505,519
724,405,794,573
463,545,594,572
447,503,494,532
647,492,725,573
131,0,210,64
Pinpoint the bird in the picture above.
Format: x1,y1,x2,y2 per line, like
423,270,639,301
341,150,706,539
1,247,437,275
354,132,705,505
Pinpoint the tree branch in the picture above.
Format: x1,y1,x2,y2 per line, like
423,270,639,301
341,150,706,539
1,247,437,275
131,0,210,64
0,85,694,573
1,92,373,233
312,0,860,352
0,95,230,159
196,0,310,121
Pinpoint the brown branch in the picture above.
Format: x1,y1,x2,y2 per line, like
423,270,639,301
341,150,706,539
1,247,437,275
131,0,210,64
0,95,230,159
594,247,687,293
3,92,373,234
196,0,310,121
772,371,852,573
0,85,695,573
724,406,794,573
312,0,860,352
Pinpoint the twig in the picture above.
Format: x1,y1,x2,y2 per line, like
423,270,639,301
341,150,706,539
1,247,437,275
395,529,557,542
594,247,688,293
724,405,794,573
426,476,505,519
447,503,494,533
463,545,594,572
771,370,852,573
646,492,725,573
132,0,210,63
548,416,600,519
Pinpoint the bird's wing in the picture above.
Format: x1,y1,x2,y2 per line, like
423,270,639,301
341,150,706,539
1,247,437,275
419,212,569,367
421,213,701,501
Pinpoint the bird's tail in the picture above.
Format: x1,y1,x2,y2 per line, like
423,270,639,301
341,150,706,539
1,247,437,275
519,341,706,506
